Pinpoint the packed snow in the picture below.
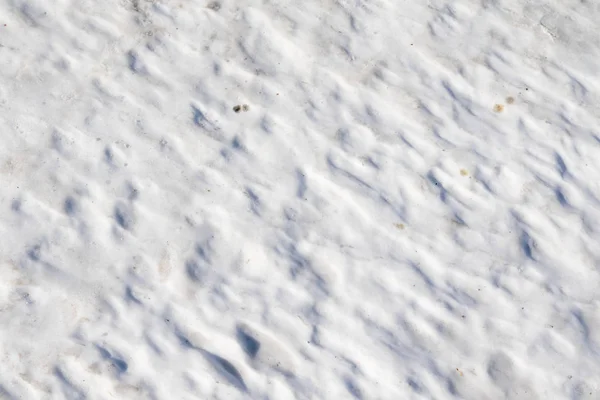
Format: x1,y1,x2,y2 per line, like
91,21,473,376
1,0,599,398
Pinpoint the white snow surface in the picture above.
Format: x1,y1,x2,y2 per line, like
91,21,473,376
1,0,600,399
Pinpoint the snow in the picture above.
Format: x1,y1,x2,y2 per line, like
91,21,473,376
1,0,600,398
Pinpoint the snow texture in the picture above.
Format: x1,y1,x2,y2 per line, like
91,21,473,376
0,0,600,399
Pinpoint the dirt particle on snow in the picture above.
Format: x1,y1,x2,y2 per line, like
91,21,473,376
233,104,249,113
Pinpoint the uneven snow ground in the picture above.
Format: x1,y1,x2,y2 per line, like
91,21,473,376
1,0,600,399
